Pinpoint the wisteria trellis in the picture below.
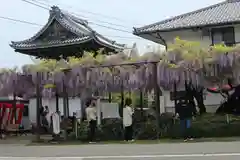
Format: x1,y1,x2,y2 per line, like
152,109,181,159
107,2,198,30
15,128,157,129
1,41,240,98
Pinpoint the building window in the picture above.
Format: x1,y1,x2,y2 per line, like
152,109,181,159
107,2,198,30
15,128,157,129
23,105,29,117
211,27,235,46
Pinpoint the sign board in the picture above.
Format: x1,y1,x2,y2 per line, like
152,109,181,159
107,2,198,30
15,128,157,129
170,91,187,101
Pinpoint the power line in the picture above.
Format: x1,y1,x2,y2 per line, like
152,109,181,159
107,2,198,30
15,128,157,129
35,0,142,26
0,16,41,26
90,23,131,33
20,0,134,34
31,0,133,29
0,15,142,40
21,0,49,10
67,11,131,29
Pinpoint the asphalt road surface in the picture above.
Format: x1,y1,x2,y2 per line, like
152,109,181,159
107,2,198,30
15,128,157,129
0,141,240,160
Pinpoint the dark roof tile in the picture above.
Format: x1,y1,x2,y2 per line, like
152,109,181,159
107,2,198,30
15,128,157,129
134,0,240,34
10,37,92,49
10,6,125,51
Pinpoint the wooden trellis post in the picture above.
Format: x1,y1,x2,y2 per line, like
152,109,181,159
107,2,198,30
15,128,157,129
173,81,177,114
152,62,161,139
55,87,59,112
108,93,112,102
120,80,124,117
62,69,71,140
139,90,144,120
62,78,68,140
12,91,17,124
35,72,41,142
108,67,113,103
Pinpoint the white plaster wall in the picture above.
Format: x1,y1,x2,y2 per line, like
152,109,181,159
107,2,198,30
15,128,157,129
159,24,240,47
234,25,240,43
158,29,212,48
160,91,224,114
155,25,240,113
26,98,121,128
28,98,82,124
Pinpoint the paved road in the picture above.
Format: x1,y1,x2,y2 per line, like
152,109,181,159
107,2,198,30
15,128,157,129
0,141,240,159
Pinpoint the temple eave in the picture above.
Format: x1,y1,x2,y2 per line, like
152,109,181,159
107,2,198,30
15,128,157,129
11,39,123,59
10,6,126,59
10,38,124,52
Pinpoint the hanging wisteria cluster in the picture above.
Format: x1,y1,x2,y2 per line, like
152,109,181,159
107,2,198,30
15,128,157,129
1,38,240,99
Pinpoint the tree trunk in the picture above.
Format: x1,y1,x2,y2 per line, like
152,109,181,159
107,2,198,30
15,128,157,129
186,82,206,115
35,72,41,142
194,89,206,115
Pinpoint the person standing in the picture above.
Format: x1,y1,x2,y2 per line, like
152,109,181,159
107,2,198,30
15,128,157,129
176,99,196,142
42,106,50,130
123,98,134,142
43,106,49,116
40,106,44,126
85,99,97,143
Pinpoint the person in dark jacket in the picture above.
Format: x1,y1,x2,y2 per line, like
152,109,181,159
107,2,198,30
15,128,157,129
42,106,49,133
176,99,196,142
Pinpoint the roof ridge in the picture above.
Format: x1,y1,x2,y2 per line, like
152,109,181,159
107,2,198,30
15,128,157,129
61,14,92,37
11,15,56,44
59,8,125,48
226,0,240,3
61,10,89,26
94,33,125,47
135,1,229,31
50,6,95,36
10,5,125,51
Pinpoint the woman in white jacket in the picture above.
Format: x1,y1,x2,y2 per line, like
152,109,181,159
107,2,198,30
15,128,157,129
123,98,134,142
85,99,97,143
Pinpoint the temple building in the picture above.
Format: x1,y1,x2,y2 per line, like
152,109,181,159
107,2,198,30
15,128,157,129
10,6,125,59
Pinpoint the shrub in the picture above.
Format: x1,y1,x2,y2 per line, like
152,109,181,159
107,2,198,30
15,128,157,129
75,113,174,141
74,114,240,141
168,114,240,138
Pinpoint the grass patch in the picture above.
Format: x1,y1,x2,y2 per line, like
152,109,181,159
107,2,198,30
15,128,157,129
26,137,240,146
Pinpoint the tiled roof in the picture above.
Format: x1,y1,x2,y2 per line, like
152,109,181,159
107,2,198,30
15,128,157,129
11,37,91,49
10,6,125,51
133,0,240,34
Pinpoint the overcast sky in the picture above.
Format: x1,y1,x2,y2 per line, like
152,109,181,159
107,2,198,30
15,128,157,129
0,0,223,68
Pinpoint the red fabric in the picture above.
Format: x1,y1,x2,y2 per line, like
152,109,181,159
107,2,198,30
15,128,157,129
0,106,6,121
10,108,14,124
222,84,231,90
0,103,24,124
208,84,232,91
209,87,218,91
7,109,12,124
0,106,6,129
0,103,24,108
16,109,23,124
15,104,24,124
10,108,24,124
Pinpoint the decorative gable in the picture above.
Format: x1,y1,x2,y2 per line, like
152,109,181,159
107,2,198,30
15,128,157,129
36,20,78,42
10,6,125,52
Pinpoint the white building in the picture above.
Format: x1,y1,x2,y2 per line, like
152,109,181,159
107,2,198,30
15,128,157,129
133,0,240,112
133,0,240,48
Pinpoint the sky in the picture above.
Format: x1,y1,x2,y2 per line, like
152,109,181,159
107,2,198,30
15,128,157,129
0,0,223,68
